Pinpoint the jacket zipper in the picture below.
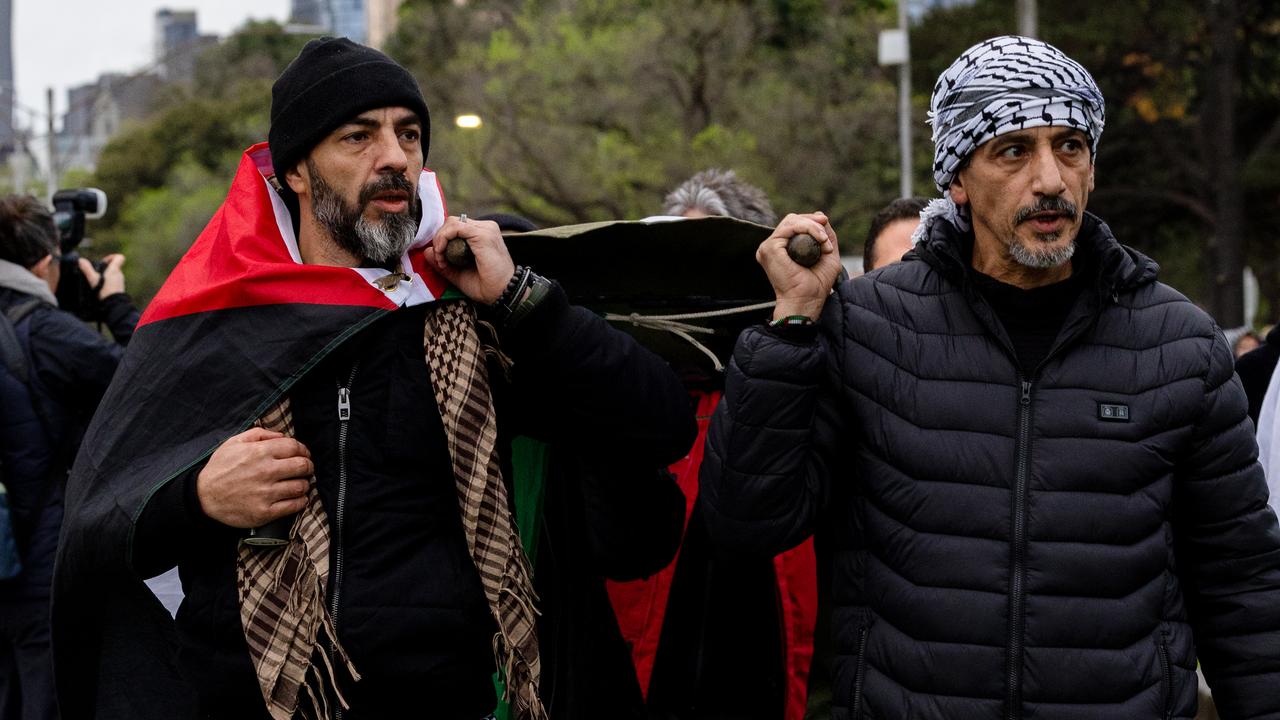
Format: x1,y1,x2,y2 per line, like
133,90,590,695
919,236,1110,720
126,309,388,571
1006,378,1033,720
1157,630,1173,720
330,360,359,720
851,625,871,719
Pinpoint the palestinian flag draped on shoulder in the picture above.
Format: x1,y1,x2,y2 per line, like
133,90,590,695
52,142,451,720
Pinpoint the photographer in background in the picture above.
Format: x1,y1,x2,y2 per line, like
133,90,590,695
0,194,137,720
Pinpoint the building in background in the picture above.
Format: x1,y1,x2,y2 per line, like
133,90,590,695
55,73,163,172
288,0,368,43
289,0,326,26
154,9,218,83
53,10,195,173
331,0,367,43
154,9,198,72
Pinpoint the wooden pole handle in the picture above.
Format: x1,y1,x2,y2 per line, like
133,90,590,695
786,233,822,268
445,237,476,268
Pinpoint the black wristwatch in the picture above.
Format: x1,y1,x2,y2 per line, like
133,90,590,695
491,265,552,327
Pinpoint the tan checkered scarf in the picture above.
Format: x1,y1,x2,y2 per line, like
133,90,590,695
235,300,547,720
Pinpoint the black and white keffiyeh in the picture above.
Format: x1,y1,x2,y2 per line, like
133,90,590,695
913,35,1107,241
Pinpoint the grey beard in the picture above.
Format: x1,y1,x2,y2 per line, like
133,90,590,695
350,211,417,265
1009,234,1075,269
309,166,418,266
1007,196,1078,270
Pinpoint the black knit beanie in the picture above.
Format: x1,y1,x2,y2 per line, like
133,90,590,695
268,36,431,179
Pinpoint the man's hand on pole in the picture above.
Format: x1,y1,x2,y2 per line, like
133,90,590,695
428,215,516,304
757,212,842,321
196,428,314,528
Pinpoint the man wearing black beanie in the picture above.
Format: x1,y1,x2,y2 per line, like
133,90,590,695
53,37,694,720
268,36,433,267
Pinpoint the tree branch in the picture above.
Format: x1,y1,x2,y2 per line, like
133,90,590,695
1092,187,1216,225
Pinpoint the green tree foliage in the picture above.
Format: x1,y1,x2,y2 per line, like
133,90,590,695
112,160,229,302
86,2,1278,321
386,0,905,238
193,20,317,99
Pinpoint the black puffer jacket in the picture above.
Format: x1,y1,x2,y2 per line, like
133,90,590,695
700,214,1280,720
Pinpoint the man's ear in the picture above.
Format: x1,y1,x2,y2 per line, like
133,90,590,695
949,173,969,207
284,162,308,196
29,253,54,280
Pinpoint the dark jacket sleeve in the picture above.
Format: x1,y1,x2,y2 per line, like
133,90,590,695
1174,330,1280,719
98,292,141,347
129,462,233,579
490,283,694,581
697,306,842,558
27,306,127,414
492,282,697,466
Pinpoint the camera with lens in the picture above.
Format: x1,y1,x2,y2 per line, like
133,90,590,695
51,188,108,319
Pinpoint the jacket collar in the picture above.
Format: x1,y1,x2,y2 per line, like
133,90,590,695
911,212,1161,374
0,258,57,306
913,211,1159,302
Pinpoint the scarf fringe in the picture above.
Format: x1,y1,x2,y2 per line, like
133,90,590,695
475,318,515,380
492,633,549,720
490,534,547,720
299,666,328,720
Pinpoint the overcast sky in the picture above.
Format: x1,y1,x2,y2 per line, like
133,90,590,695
14,0,289,126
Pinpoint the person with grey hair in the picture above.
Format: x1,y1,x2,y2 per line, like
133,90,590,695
663,169,777,227
701,35,1280,719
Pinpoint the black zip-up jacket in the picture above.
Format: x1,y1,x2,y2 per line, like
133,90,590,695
134,284,694,719
700,214,1280,720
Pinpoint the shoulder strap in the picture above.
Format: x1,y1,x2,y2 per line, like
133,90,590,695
5,298,43,325
0,301,34,384
0,299,57,433
0,298,64,567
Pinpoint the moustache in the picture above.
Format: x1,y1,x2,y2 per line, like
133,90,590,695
1013,196,1078,225
358,173,417,210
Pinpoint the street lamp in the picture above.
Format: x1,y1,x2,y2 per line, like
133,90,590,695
878,1,912,199
1017,0,1038,38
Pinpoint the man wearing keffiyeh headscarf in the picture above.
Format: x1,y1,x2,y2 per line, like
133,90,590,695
700,35,1280,719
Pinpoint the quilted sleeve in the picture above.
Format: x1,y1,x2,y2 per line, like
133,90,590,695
1175,329,1280,719
698,310,843,557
